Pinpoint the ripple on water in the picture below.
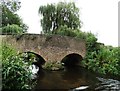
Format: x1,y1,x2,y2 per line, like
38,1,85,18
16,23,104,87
95,77,120,91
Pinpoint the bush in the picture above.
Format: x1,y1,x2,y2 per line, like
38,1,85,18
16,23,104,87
2,44,35,90
0,24,23,34
82,46,120,75
55,25,77,37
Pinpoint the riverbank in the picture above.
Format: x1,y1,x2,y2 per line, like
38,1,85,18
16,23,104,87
42,61,64,71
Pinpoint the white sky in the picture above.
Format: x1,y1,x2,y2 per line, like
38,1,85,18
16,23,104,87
17,0,119,47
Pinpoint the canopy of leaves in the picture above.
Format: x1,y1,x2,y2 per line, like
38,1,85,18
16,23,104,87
39,2,81,34
1,0,21,12
1,0,28,34
0,24,23,34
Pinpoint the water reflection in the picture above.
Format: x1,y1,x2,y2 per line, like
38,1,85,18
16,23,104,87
33,66,97,90
70,86,89,91
31,66,120,91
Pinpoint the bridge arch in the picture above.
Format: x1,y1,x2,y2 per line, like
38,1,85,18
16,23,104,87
61,53,83,67
1,34,86,64
20,51,46,68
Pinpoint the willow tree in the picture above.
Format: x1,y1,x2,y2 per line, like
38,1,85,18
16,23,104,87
39,2,81,34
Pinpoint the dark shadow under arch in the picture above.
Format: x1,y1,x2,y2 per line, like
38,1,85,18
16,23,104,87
27,51,45,65
19,51,46,69
61,53,83,67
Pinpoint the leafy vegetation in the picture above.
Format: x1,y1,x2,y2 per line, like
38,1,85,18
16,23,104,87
0,24,23,34
83,46,120,75
42,61,64,71
39,2,81,34
1,0,28,34
1,44,36,90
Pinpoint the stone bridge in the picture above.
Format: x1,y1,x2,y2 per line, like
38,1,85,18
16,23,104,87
1,34,86,64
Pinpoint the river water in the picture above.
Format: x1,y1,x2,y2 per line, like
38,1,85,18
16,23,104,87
31,65,120,91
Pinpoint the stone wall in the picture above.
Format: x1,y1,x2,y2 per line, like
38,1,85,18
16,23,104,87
1,34,86,62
